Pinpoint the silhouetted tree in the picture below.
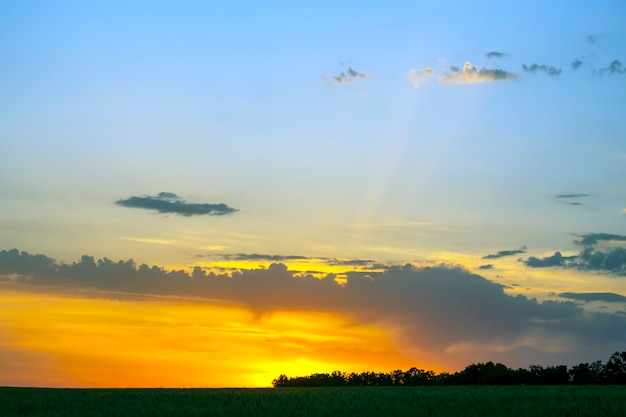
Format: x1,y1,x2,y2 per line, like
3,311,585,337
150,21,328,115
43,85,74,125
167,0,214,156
604,351,626,384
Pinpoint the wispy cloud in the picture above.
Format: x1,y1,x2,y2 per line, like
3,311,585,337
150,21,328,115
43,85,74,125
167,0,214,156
116,192,238,217
122,237,178,246
522,63,562,77
556,193,590,199
483,247,527,259
555,193,589,208
323,65,370,85
478,264,494,270
408,67,434,87
595,60,626,76
586,34,600,44
486,51,509,59
440,62,516,84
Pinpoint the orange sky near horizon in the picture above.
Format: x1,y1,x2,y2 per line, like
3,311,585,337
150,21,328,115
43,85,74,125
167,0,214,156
0,290,417,388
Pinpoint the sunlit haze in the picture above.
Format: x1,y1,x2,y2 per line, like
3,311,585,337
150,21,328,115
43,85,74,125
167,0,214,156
1,1,626,387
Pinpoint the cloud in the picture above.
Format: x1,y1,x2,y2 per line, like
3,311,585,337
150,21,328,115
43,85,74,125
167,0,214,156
486,52,509,59
595,60,626,76
575,233,626,247
524,252,576,268
326,66,370,84
408,67,434,87
559,292,626,303
483,247,527,259
440,62,516,84
478,264,494,270
221,253,309,261
116,192,238,217
3,248,626,368
571,59,584,70
586,34,600,44
522,234,626,276
522,64,562,77
556,193,589,199
576,246,626,275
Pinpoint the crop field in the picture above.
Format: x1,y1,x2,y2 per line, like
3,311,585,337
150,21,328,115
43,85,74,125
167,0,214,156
1,386,625,417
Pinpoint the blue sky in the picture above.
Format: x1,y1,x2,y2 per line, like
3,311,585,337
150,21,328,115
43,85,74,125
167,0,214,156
1,1,626,387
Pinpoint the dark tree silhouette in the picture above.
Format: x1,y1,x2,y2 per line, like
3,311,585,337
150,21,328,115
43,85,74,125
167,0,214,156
272,351,626,387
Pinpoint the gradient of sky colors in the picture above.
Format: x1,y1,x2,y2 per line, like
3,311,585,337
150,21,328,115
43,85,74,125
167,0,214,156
1,0,626,387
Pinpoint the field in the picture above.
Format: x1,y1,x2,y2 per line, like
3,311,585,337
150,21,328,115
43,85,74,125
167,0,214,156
1,386,625,417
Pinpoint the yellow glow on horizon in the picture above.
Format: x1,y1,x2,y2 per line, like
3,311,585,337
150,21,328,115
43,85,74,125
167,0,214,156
193,258,385,277
0,290,416,388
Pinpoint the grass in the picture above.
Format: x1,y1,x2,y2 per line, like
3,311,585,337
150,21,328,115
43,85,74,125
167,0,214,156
1,385,625,417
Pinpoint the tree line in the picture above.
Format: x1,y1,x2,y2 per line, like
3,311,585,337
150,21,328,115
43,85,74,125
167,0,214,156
273,351,626,387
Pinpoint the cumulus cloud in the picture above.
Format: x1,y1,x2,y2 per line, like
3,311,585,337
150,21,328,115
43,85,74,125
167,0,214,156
440,62,516,84
522,63,562,77
2,248,625,367
595,60,626,75
486,51,509,59
116,192,238,217
483,247,527,259
408,67,434,87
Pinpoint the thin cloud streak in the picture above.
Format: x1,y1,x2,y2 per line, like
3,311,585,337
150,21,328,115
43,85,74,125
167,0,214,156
116,192,238,217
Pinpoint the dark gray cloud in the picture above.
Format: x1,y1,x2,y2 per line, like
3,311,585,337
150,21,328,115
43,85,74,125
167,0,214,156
116,192,238,217
560,292,626,303
571,59,584,70
556,193,589,199
522,234,626,276
522,63,562,76
478,264,494,270
486,51,509,59
483,247,527,259
577,246,626,275
3,248,625,368
595,60,626,76
575,233,626,247
524,252,577,268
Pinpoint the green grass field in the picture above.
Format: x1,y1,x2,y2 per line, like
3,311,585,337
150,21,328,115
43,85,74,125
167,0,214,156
1,386,625,417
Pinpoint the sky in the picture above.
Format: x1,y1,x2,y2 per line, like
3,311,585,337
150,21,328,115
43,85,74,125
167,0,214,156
1,0,626,387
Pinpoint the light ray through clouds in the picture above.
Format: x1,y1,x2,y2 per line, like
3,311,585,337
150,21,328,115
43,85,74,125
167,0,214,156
1,1,626,388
